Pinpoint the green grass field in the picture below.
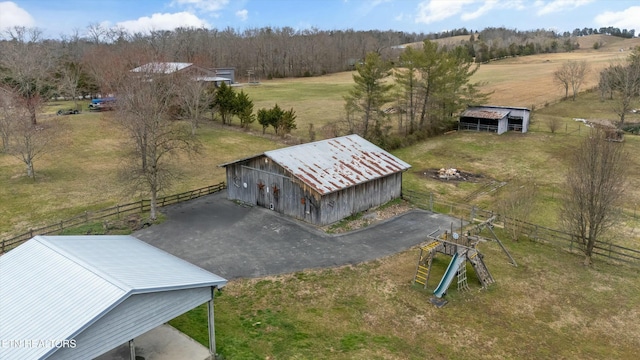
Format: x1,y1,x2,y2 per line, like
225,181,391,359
171,227,640,359
1,40,640,359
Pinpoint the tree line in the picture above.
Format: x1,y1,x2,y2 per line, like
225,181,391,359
568,26,636,38
341,40,489,149
1,23,629,101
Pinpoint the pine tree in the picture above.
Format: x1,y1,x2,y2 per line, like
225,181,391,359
344,52,393,142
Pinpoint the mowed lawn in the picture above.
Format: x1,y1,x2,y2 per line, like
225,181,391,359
173,227,640,359
0,110,283,235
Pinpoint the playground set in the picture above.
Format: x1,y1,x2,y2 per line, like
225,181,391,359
413,216,515,305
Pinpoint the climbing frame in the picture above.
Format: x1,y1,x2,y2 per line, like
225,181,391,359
412,240,443,289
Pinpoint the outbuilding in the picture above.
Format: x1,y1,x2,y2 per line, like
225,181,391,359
130,62,233,84
459,105,531,134
220,134,411,226
0,235,227,360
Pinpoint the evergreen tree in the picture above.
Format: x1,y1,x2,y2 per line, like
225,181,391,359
211,82,236,125
234,90,255,128
343,52,393,142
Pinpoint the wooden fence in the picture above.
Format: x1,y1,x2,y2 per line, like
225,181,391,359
0,182,226,254
403,189,640,265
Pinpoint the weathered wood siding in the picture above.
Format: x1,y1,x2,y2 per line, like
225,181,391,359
225,156,404,225
318,172,403,225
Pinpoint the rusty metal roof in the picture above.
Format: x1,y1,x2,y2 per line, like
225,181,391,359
461,108,510,120
264,134,411,195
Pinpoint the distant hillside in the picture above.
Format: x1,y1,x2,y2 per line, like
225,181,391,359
402,35,472,49
577,34,640,51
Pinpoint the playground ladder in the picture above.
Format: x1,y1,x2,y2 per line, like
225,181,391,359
468,250,495,288
413,241,441,288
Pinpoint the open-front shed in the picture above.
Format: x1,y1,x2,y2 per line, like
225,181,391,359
459,105,531,134
220,135,411,226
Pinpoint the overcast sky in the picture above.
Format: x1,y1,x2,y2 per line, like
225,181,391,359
1,0,639,39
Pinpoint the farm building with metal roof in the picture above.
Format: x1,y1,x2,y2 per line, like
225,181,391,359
130,62,234,84
220,134,411,225
459,105,531,134
0,235,227,360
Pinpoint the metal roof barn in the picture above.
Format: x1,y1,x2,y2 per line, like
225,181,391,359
0,235,227,360
221,135,411,225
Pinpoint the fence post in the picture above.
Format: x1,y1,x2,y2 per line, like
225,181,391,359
60,220,63,232
569,234,573,252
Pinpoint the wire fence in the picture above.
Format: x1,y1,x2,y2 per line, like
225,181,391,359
403,189,640,266
0,182,226,254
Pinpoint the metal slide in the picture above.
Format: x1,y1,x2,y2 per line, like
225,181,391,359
433,253,466,298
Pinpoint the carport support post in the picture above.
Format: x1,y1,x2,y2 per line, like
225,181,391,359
129,339,135,360
208,286,217,358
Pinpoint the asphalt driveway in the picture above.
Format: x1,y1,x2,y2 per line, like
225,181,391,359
135,191,457,279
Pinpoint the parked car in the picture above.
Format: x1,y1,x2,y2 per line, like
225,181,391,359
88,97,116,111
56,109,80,115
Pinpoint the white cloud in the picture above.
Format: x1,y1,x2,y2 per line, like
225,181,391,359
116,12,210,33
235,9,248,21
415,0,476,24
0,1,35,29
357,0,392,16
595,6,640,36
171,0,229,13
461,0,525,21
536,0,594,16
461,0,498,21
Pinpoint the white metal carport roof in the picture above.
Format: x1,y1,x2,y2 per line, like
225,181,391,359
0,235,227,360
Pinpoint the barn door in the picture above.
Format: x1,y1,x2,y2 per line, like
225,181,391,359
269,178,283,212
256,179,266,207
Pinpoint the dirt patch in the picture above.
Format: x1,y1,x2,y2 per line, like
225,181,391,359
322,200,414,234
418,168,486,183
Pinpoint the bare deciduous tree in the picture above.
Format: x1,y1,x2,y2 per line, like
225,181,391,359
0,87,13,151
176,78,210,135
3,90,60,179
0,27,53,125
498,179,538,241
115,70,200,221
56,29,86,110
554,60,589,101
599,56,640,128
547,117,561,133
560,129,627,265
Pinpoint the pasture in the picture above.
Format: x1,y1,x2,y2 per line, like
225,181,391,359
1,34,640,359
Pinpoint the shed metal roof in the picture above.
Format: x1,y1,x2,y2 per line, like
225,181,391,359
0,235,227,360
264,134,411,195
461,108,510,120
195,76,232,82
130,62,193,74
